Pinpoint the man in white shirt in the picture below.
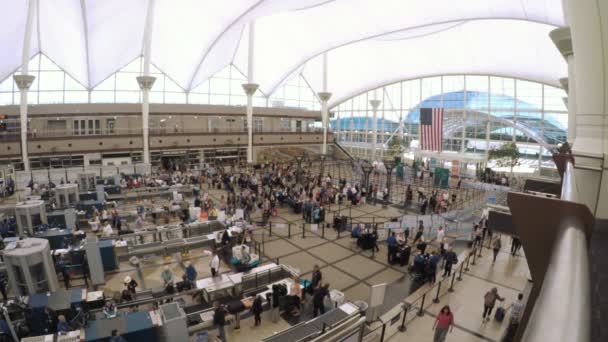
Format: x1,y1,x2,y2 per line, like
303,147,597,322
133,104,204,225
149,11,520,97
209,251,220,277
102,223,114,237
436,226,445,244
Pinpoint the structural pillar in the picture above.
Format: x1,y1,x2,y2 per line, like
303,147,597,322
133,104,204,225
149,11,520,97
243,84,259,164
138,0,156,165
550,27,577,143
551,0,608,218
15,0,36,172
370,99,381,160
319,92,332,154
137,76,156,165
243,21,257,165
14,75,35,172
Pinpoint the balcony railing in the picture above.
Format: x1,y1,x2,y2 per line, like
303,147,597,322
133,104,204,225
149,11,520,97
516,158,591,342
0,127,331,141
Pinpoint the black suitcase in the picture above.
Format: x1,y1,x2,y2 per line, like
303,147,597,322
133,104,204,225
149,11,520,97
494,307,505,322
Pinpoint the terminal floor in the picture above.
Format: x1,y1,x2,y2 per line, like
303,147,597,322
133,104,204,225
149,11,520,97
4,180,520,341
387,238,531,342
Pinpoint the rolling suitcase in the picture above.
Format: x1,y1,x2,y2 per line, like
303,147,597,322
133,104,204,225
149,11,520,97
494,306,506,322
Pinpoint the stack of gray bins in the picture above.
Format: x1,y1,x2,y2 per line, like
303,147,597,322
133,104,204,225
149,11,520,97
160,302,188,342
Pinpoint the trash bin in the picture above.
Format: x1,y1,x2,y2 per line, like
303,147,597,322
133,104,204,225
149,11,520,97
354,300,368,317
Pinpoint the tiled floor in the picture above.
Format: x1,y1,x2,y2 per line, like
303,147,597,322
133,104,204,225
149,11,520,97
386,236,531,342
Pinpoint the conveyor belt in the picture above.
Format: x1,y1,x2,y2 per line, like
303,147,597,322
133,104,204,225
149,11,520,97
264,321,320,342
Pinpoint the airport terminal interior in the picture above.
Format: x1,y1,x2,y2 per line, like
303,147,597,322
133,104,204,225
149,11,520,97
0,1,606,342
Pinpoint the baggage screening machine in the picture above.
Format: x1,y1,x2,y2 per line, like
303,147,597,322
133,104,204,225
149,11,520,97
15,200,47,236
3,238,59,295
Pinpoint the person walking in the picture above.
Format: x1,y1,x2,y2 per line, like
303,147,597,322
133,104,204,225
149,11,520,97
492,235,502,264
443,248,458,277
432,305,454,342
511,236,522,256
503,293,525,341
482,287,505,322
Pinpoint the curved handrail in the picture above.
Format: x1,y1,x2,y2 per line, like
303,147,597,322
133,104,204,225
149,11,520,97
521,160,590,342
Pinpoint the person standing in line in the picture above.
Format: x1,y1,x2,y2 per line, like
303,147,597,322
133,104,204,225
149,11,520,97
312,283,330,317
427,251,440,284
124,276,138,299
473,225,482,249
492,235,502,264
161,266,173,286
303,265,322,302
482,287,505,322
436,226,446,255
443,248,458,277
213,301,228,342
511,236,522,256
386,232,398,264
209,250,220,277
251,295,263,327
109,329,128,342
432,305,454,342
185,261,197,287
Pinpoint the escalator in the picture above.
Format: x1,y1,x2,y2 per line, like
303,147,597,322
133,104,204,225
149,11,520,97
332,138,355,161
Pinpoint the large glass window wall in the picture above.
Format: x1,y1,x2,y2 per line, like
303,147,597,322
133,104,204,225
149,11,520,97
331,75,567,168
0,54,319,110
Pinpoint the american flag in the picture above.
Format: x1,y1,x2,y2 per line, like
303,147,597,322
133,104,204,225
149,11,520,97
420,108,444,151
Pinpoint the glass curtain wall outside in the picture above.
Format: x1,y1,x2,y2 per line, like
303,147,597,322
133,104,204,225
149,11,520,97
0,54,320,110
331,75,568,165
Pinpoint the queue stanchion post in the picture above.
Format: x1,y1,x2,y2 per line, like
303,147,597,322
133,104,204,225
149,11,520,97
302,223,305,239
269,222,272,236
398,303,408,332
417,294,426,316
457,261,464,281
472,247,478,265
433,281,442,303
288,224,291,239
322,223,325,239
448,272,456,292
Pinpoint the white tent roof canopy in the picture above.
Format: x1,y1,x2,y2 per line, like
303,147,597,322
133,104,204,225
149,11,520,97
1,0,566,101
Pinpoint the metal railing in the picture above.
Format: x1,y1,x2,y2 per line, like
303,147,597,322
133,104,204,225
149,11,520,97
0,127,331,141
520,160,590,342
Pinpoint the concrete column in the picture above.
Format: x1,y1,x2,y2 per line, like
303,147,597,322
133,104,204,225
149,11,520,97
559,0,608,218
550,27,577,143
138,0,156,165
319,92,332,154
14,75,35,172
15,0,36,172
137,76,156,165
370,99,381,160
242,83,259,164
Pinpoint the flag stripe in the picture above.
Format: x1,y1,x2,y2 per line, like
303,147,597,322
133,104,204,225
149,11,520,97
420,107,443,152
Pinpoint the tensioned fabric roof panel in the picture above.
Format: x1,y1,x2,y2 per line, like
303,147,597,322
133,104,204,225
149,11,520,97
0,0,565,97
301,20,568,107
